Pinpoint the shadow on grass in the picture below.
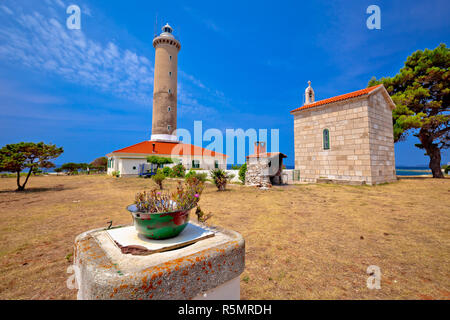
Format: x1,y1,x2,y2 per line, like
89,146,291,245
0,184,72,194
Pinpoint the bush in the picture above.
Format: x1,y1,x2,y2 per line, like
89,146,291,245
162,166,173,177
195,206,213,223
231,164,242,170
171,163,186,178
152,169,166,190
185,169,207,183
147,156,173,167
443,165,449,174
210,169,230,191
238,163,247,184
91,157,107,171
60,162,79,175
111,170,120,177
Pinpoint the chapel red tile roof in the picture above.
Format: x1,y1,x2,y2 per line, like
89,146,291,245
290,84,383,113
246,152,287,159
110,140,227,157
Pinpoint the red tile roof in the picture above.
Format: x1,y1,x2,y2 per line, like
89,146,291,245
111,140,227,157
290,84,383,113
247,152,287,159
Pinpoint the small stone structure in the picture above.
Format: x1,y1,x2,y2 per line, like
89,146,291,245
245,142,287,187
74,222,245,300
290,82,397,185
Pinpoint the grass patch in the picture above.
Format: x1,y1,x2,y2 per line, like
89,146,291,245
0,175,449,299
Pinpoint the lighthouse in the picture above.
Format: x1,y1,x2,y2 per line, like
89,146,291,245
106,23,227,176
151,23,181,142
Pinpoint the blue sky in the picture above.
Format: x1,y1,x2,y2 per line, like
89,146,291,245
0,0,448,166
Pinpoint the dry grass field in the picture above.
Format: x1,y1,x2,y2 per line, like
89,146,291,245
0,175,449,300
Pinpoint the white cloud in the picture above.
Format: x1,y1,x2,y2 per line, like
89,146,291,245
0,5,155,105
0,2,227,115
0,5,13,15
179,70,206,89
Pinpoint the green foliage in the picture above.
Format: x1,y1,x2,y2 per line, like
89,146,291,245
111,170,120,177
170,163,186,178
65,252,73,262
195,206,213,223
60,162,99,175
185,169,207,182
78,163,89,171
210,169,230,191
91,157,107,170
60,163,80,175
162,166,173,177
368,43,449,178
0,142,63,191
147,156,173,168
152,169,166,190
443,164,449,174
238,163,247,184
230,164,242,170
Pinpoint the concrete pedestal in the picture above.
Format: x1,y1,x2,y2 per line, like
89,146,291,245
73,222,245,300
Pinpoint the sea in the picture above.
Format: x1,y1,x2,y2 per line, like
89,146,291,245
5,165,433,176
227,165,433,176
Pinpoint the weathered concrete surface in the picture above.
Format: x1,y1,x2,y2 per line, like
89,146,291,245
74,223,245,300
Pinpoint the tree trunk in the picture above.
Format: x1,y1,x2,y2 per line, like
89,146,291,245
419,130,444,179
16,171,24,191
428,147,444,178
16,167,33,191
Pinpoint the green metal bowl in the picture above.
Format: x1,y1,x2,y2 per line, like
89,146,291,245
127,204,192,240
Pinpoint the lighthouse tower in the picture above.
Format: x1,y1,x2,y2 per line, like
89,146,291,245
151,23,181,142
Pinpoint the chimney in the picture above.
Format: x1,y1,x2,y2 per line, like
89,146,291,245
254,142,266,155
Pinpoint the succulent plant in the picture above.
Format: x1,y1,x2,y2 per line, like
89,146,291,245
134,178,204,213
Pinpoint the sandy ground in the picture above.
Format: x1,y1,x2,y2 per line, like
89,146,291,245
0,175,449,300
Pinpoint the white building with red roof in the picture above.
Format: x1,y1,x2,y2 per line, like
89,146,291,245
106,24,227,176
290,82,397,185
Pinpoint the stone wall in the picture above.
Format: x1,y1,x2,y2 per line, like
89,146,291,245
367,91,397,183
245,159,272,187
292,89,396,185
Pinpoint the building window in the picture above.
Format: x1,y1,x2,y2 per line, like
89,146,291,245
323,129,330,150
168,89,172,94
169,71,172,77
133,166,136,170
192,160,200,169
168,106,171,112
169,55,172,61
214,160,219,169
168,125,172,132
108,158,114,169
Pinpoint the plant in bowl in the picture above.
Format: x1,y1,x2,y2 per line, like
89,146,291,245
127,178,204,239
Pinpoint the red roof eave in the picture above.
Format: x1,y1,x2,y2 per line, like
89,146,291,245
290,84,383,114
109,140,228,158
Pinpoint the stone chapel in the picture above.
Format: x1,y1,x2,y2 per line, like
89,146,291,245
290,82,397,185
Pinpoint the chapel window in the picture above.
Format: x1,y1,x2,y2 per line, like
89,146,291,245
323,129,330,150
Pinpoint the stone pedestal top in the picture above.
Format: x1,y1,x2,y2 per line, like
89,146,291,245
74,222,245,300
